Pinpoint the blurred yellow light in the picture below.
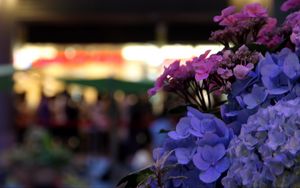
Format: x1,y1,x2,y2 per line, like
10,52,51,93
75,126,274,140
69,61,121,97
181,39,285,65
113,90,125,103
122,44,162,67
0,0,17,10
43,77,65,97
83,87,98,104
161,45,195,59
230,0,273,10
64,47,76,59
194,44,224,55
122,44,223,67
121,61,144,81
13,71,43,109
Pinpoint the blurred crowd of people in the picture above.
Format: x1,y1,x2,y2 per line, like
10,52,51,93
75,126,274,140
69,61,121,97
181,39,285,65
10,89,179,187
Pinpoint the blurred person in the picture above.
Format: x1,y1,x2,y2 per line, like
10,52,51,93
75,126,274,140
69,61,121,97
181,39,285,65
46,91,80,151
14,92,33,142
36,93,52,127
122,97,153,163
65,91,80,127
63,91,80,150
50,92,67,127
77,96,92,152
88,94,111,153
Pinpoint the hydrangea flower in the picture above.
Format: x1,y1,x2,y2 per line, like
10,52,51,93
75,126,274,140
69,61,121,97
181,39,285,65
281,0,300,12
193,144,229,183
242,3,268,17
148,50,217,111
217,67,233,79
213,6,237,26
211,3,277,48
222,48,300,133
151,107,233,186
291,24,300,55
233,64,254,80
194,54,223,81
194,45,261,95
148,60,187,96
257,17,282,49
222,97,300,187
286,11,300,26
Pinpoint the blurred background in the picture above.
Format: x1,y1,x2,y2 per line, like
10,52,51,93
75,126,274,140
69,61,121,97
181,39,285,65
0,0,282,187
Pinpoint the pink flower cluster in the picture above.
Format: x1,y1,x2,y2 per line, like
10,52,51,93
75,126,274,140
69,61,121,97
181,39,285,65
291,24,300,47
213,3,267,27
283,9,300,52
149,44,261,101
193,53,222,81
257,18,283,49
195,45,260,94
284,11,300,29
211,3,282,49
281,0,300,12
148,59,195,96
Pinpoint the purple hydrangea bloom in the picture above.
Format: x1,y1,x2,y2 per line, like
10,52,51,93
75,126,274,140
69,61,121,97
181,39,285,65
222,98,300,187
222,48,300,134
285,11,300,27
153,107,233,186
193,144,229,183
168,117,191,140
281,0,300,11
242,84,268,109
291,24,300,55
291,24,300,46
213,6,236,22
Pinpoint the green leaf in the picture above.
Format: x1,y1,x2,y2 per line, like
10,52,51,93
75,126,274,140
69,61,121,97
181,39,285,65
117,167,154,188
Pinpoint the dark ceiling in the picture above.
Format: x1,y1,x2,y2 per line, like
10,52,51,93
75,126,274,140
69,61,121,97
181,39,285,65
14,0,229,43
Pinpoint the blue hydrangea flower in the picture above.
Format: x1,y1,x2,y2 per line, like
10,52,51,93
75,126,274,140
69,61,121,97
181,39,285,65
222,97,300,188
222,48,300,134
153,107,233,186
168,117,191,140
242,84,268,109
193,144,229,183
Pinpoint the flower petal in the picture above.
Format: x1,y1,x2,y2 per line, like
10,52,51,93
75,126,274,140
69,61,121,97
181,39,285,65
175,148,191,164
201,144,226,163
283,52,300,79
215,157,230,173
176,117,190,134
243,85,268,109
193,150,210,171
199,167,221,183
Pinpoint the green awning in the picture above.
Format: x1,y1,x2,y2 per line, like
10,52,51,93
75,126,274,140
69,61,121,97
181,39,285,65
0,65,14,91
62,78,153,94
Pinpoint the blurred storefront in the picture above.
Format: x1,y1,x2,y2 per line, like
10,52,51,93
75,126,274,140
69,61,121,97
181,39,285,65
12,43,223,109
